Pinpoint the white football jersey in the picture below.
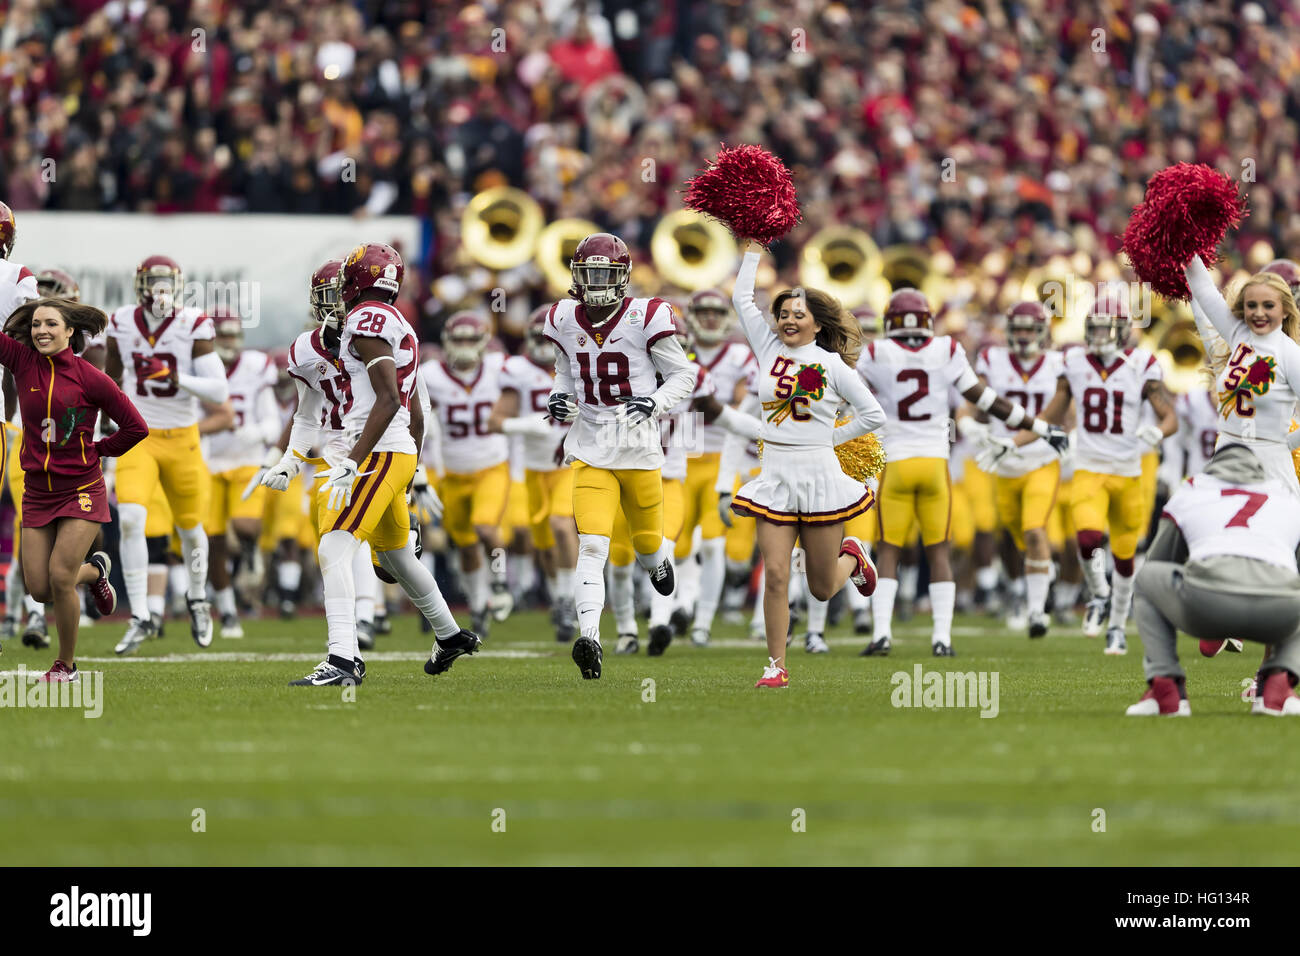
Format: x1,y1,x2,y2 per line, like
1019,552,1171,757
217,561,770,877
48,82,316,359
1174,389,1220,479
422,353,508,475
207,350,278,472
1163,472,1300,570
339,301,420,455
661,366,714,481
287,326,353,463
857,336,979,461
545,295,682,470
694,341,755,453
0,259,37,324
975,347,1064,476
500,353,568,472
107,304,215,429
1061,346,1162,477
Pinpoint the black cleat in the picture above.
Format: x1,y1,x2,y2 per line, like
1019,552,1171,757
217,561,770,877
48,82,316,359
853,608,873,635
669,606,691,637
859,636,891,657
357,619,376,651
21,611,49,649
615,633,639,654
647,624,673,657
648,558,675,596
374,614,392,636
1028,612,1049,639
470,609,491,641
552,604,575,643
425,628,483,675
932,642,956,657
290,657,362,686
572,636,603,679
354,658,367,680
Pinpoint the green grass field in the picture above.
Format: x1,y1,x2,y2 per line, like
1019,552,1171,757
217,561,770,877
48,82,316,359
0,608,1296,866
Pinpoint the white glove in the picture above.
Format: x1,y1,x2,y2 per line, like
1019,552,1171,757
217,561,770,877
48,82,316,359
409,468,443,522
260,451,303,494
1136,424,1164,449
955,417,990,442
322,457,375,511
244,446,285,499
502,414,555,439
976,435,1018,472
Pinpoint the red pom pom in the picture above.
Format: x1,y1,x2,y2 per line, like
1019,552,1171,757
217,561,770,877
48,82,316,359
682,144,801,245
1121,163,1248,300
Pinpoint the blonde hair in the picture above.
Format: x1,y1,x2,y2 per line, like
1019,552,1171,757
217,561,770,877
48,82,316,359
771,287,862,366
1231,272,1300,344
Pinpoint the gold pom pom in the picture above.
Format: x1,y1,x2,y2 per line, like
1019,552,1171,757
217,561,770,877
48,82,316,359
1290,419,1300,483
834,418,887,481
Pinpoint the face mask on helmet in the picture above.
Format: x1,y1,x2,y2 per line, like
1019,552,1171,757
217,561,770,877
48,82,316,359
689,306,729,345
1085,316,1126,358
572,260,629,309
1008,319,1044,359
311,277,344,328
443,321,488,367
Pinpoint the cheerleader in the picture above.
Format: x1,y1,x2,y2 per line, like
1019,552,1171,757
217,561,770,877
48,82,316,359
730,242,886,688
0,298,147,680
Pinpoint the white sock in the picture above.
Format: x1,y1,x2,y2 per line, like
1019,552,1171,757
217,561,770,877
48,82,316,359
872,577,898,638
610,563,636,635
845,578,868,612
214,586,237,618
118,503,150,619
975,565,998,592
1008,575,1027,602
650,579,674,628
278,559,302,594
693,537,726,633
1054,579,1080,609
1026,560,1053,616
752,565,766,630
23,594,42,617
318,530,361,661
806,595,828,633
788,549,806,607
1109,571,1135,631
1081,547,1111,598
930,580,956,645
175,524,209,601
147,593,165,618
557,566,574,602
168,564,189,604
353,543,377,622
898,564,919,603
509,553,534,594
676,549,699,611
545,574,559,603
6,561,23,619
376,544,460,639
468,562,489,614
575,534,610,643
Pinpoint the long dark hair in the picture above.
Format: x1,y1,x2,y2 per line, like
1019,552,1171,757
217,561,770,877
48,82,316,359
770,286,862,366
4,297,107,354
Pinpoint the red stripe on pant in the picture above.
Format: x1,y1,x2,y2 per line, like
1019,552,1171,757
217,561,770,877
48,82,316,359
332,453,390,533
343,453,393,534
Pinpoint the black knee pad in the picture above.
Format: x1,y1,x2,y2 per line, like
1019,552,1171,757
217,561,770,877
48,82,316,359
147,535,170,565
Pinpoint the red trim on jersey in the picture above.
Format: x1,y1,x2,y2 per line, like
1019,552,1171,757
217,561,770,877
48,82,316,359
525,355,556,375
544,303,559,333
1144,353,1158,373
542,333,568,360
888,335,937,353
226,353,242,379
17,266,33,282
192,313,213,333
574,297,631,345
645,328,675,354
134,306,178,348
1009,353,1045,382
949,338,958,358
978,345,991,368
309,327,337,366
867,341,876,360
1085,353,1125,380
701,341,734,372
441,360,484,393
286,368,308,387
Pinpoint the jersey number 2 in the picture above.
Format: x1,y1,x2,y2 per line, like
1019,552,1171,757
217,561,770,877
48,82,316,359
896,369,930,421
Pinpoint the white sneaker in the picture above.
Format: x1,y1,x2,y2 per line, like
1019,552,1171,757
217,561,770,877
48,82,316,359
689,627,710,648
1126,698,1192,717
1082,597,1108,637
488,581,514,622
114,617,154,656
1005,602,1028,632
1103,626,1127,656
805,632,830,654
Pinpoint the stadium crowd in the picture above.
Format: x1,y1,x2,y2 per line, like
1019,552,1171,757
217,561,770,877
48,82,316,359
3,0,1300,343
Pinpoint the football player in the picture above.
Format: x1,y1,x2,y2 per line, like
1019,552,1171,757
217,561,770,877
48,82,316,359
204,313,280,638
489,305,577,642
856,288,1067,657
967,301,1063,637
1038,287,1178,654
1159,387,1220,486
265,245,474,686
105,255,229,653
422,311,513,635
544,233,698,679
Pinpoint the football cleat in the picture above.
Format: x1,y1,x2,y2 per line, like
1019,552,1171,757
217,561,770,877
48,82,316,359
648,558,676,597
425,628,483,676
354,659,367,680
374,613,392,636
220,613,244,640
1082,597,1108,637
470,609,491,640
932,641,956,658
21,611,49,649
1125,676,1190,716
748,621,765,641
114,616,155,656
1005,602,1028,632
150,610,165,639
689,626,710,648
615,633,639,654
1103,627,1127,656
669,606,692,637
87,551,117,616
805,632,830,654
289,659,362,687
356,619,376,651
853,607,873,635
187,598,214,648
551,603,576,643
1256,671,1300,715
279,598,296,619
859,635,891,657
39,660,79,683
0,615,16,641
488,580,514,622
755,657,789,689
1028,611,1049,639
838,536,877,597
647,624,673,657
572,636,603,679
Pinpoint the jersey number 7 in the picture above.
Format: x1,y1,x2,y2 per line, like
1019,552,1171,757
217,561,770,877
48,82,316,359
1221,488,1267,528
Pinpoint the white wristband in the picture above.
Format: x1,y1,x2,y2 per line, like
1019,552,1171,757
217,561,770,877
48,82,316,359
1031,418,1050,438
974,386,997,411
1004,403,1027,428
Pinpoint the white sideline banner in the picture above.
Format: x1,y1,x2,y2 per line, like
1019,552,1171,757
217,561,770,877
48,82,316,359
12,213,421,348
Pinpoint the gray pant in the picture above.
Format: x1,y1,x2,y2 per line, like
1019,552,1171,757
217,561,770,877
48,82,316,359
1134,555,1300,680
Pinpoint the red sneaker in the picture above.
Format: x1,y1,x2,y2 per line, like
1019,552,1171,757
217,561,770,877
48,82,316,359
755,657,789,689
1257,671,1300,716
1125,676,1190,716
40,660,79,683
88,551,117,616
839,536,877,597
